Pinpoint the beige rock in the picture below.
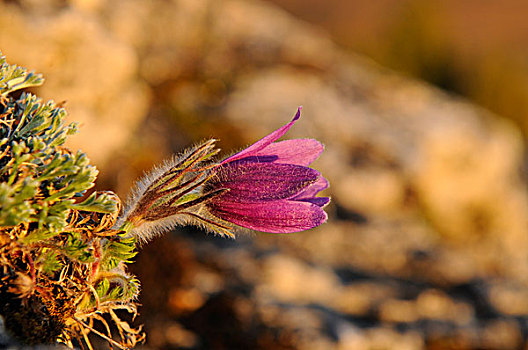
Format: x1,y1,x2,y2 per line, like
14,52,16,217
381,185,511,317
481,319,522,350
258,254,341,305
378,299,419,323
0,3,149,166
338,326,424,350
489,281,528,315
337,282,397,316
415,289,473,325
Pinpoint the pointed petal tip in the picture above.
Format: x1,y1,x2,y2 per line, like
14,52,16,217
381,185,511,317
222,108,304,164
294,106,302,121
291,175,329,201
294,106,302,120
320,207,329,224
300,196,330,207
243,138,323,166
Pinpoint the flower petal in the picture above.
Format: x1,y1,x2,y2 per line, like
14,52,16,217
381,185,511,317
222,107,302,164
209,162,318,201
232,139,323,166
290,176,330,207
297,197,330,207
207,199,328,233
291,176,328,199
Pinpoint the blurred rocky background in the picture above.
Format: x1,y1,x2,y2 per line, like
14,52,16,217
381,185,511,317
2,0,528,349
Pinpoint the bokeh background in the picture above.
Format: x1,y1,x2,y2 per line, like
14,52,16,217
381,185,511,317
2,0,528,349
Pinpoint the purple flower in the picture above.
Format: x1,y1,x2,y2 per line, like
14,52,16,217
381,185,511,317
204,107,329,233
118,107,329,241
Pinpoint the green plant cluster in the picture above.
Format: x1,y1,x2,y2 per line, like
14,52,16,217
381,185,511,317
0,53,143,348
0,56,116,235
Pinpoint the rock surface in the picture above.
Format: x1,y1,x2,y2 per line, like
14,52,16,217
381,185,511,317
1,0,528,349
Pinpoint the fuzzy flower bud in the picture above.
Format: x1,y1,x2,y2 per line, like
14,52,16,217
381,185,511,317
117,108,329,241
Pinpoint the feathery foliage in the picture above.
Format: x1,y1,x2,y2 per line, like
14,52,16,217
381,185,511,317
0,53,143,349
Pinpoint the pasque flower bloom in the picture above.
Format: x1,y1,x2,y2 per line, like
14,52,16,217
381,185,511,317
204,107,329,233
118,107,329,241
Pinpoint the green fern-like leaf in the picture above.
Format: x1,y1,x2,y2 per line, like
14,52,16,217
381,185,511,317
0,52,144,348
0,55,43,96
